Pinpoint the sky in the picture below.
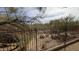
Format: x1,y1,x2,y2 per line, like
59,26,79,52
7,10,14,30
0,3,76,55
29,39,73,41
24,7,79,23
0,7,79,23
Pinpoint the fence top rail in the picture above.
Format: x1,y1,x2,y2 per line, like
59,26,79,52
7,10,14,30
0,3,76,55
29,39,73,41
0,29,50,33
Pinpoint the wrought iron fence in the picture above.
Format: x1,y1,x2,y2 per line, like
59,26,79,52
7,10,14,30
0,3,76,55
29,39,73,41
0,21,78,51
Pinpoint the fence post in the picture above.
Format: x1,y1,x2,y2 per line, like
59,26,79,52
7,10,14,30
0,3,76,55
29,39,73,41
35,28,38,51
64,18,68,51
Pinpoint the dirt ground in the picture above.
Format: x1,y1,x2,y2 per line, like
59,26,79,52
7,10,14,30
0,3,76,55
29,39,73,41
26,32,61,51
59,42,79,51
0,31,79,51
26,31,79,51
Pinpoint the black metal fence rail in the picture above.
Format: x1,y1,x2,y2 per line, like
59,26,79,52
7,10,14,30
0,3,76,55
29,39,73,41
0,28,50,51
0,30,79,51
0,25,78,51
0,29,37,51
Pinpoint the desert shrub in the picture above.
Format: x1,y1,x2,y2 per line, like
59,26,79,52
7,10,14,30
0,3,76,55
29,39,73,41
45,34,49,37
51,34,60,40
40,34,45,39
0,32,19,43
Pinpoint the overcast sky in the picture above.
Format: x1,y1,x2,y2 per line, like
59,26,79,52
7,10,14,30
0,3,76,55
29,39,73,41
24,7,79,23
0,7,79,23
